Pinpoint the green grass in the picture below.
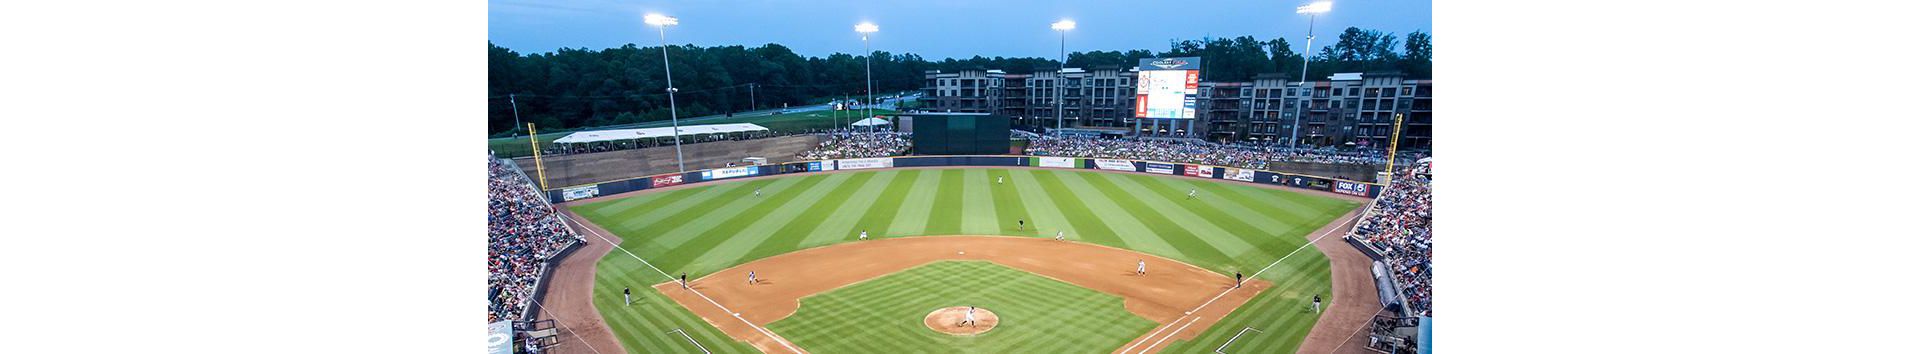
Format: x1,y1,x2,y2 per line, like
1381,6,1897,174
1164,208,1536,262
571,167,1362,353
766,261,1157,353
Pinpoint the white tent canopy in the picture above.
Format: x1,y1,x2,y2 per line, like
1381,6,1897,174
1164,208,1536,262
850,117,891,127
550,123,770,144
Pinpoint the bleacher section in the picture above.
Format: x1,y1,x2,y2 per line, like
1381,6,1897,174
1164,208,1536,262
513,135,823,188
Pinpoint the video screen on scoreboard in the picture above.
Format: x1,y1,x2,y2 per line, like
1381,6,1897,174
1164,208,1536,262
1134,57,1201,119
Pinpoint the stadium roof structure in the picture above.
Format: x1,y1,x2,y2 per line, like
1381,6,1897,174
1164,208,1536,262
550,123,770,144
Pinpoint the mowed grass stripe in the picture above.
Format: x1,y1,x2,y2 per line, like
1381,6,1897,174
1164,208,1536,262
1097,173,1265,269
646,178,805,250
1004,169,1068,238
797,170,897,247
741,172,876,261
984,169,1032,236
959,169,1001,235
599,178,779,253
923,169,965,235
1142,176,1314,253
1024,170,1121,247
888,170,942,235
1181,178,1320,226
676,174,837,275
1047,170,1189,260
592,255,756,354
595,181,740,231
1073,172,1231,270
851,170,920,238
583,184,690,219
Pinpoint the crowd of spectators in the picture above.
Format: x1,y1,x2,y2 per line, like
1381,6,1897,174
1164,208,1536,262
1349,160,1433,317
489,157,583,323
796,131,913,160
1024,135,1409,170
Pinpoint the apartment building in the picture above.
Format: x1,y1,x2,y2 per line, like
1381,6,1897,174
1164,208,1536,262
921,66,1431,149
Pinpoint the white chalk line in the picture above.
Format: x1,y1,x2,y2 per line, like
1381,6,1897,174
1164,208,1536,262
1329,308,1387,353
1215,327,1263,354
528,299,605,354
668,328,712,354
1122,212,1362,354
563,214,805,354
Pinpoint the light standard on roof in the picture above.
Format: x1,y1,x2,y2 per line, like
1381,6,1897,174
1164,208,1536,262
1051,19,1075,135
856,22,879,135
1290,1,1330,151
645,13,687,173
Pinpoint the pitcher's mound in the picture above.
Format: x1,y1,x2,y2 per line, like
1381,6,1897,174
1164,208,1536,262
924,306,999,335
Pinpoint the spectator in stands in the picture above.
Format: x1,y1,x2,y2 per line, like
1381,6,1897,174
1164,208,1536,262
488,156,584,323
1347,160,1433,317
1024,135,1405,170
796,130,913,160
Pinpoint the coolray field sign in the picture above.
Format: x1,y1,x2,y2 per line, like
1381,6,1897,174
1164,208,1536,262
1095,159,1137,171
836,157,894,170
701,166,758,181
1145,162,1175,174
1134,57,1201,119
561,185,601,201
1034,156,1078,168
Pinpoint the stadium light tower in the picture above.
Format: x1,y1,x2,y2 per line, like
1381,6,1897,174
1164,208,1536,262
1051,19,1075,135
857,22,879,135
1289,1,1330,151
645,13,688,173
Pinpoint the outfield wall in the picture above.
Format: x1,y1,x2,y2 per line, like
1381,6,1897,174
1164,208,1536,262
542,155,1384,204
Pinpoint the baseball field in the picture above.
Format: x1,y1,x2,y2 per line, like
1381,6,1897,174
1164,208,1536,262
557,167,1365,353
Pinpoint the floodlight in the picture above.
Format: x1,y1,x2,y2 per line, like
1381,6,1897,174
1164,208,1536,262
644,14,678,26
1051,20,1076,31
1297,2,1332,14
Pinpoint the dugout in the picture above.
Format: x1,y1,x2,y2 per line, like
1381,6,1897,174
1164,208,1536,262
902,112,1010,155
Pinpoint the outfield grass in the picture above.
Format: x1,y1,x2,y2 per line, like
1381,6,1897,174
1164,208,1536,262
766,261,1157,353
571,168,1361,353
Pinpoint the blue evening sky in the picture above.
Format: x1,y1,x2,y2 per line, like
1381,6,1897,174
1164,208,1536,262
489,0,1432,59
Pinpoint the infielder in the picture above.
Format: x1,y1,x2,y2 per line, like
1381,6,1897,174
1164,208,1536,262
624,287,631,305
748,271,758,285
1136,259,1147,276
1235,272,1242,288
859,230,868,240
1017,219,1025,231
680,273,688,289
1055,231,1064,241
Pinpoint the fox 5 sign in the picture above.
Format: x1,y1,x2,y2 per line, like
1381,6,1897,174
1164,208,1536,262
1334,181,1370,196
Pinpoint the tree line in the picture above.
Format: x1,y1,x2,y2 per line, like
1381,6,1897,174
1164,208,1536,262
489,27,1429,136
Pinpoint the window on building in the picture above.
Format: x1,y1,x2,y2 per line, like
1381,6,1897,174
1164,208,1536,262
1287,88,1297,96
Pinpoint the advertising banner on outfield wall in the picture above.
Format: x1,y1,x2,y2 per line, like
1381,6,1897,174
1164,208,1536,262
561,185,601,202
1035,156,1078,168
650,174,685,188
837,157,894,170
1144,162,1175,174
1226,168,1256,182
1333,180,1370,196
808,160,838,172
1094,159,1137,171
701,166,759,181
486,321,514,354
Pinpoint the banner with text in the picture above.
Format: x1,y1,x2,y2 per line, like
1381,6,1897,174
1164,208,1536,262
1094,159,1137,171
701,166,759,181
1333,180,1370,196
1226,168,1256,182
561,185,600,201
807,160,837,172
837,157,894,170
1035,156,1078,168
1144,162,1175,174
650,174,685,188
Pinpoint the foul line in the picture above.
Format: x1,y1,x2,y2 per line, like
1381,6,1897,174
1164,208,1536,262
1122,212,1362,354
529,299,605,354
562,214,805,354
668,328,712,354
1215,327,1263,354
1329,308,1387,353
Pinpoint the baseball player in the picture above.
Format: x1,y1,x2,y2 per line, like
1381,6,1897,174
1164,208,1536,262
1312,294,1322,313
755,187,762,197
963,306,977,327
680,273,688,289
1188,188,1197,200
859,229,868,240
624,287,632,305
1235,272,1243,288
1136,259,1147,276
1055,230,1064,241
997,176,1003,184
1017,219,1025,231
748,271,758,285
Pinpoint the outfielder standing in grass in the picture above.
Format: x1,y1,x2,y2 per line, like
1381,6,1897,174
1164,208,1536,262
624,287,631,305
755,187,762,197
1188,188,1197,200
1312,294,1322,313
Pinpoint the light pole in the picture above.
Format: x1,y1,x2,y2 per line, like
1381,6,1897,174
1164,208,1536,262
1051,19,1074,135
1290,1,1330,151
646,13,687,173
856,22,878,135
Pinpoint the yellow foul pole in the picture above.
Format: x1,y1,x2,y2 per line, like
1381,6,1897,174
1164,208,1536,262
528,123,549,190
1384,113,1404,178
